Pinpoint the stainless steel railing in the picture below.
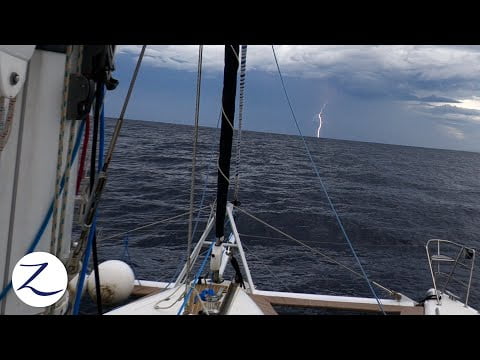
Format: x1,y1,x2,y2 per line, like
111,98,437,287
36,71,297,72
426,239,475,306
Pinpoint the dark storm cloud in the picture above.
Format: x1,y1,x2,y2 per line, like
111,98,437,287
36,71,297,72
114,45,480,151
422,105,480,116
417,95,460,103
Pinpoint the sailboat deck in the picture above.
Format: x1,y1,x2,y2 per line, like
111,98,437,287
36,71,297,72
132,285,164,297
250,291,424,315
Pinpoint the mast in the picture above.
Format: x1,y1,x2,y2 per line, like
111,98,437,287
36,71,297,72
215,45,239,241
212,45,239,281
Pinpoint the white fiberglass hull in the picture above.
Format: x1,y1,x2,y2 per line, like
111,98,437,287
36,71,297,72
106,281,264,315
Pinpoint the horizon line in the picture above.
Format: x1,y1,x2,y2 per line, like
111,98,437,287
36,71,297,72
104,116,480,155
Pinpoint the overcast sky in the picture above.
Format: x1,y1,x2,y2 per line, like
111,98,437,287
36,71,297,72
105,45,480,152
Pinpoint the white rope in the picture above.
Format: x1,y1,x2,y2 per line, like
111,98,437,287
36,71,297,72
57,45,84,257
217,157,231,183
216,99,236,183
229,45,240,63
214,45,239,191
51,45,73,254
221,106,234,130
152,283,210,314
153,284,185,309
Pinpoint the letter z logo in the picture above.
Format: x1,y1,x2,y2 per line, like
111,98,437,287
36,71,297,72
17,263,63,296
12,252,68,307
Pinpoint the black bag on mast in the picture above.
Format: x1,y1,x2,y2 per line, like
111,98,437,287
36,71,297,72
215,45,239,242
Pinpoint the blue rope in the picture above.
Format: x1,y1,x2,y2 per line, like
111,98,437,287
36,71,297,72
72,218,96,315
177,239,216,315
122,235,140,281
0,119,86,302
174,108,231,314
177,217,230,315
271,46,386,314
122,235,131,261
73,85,106,314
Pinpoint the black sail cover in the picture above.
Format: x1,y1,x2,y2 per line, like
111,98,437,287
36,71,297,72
215,45,239,240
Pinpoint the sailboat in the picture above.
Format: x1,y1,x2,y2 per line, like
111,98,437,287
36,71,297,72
0,44,478,315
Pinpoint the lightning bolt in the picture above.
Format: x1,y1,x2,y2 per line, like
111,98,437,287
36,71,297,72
316,102,327,138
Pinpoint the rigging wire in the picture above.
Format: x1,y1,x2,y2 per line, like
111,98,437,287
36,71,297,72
92,84,106,314
169,110,222,288
88,83,104,314
271,45,385,314
186,45,203,289
241,241,294,292
66,45,147,276
101,206,211,241
234,204,396,300
80,107,220,293
239,233,426,248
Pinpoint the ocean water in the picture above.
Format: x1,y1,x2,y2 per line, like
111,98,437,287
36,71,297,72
79,118,480,314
